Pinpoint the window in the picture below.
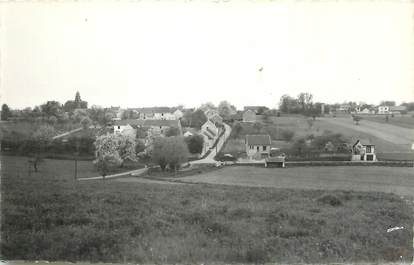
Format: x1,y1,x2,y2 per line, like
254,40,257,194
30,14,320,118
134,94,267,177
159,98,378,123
257,146,259,151
118,126,120,129
263,146,267,151
366,146,371,153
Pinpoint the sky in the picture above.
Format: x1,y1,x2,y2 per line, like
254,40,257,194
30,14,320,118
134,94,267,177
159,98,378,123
1,1,413,110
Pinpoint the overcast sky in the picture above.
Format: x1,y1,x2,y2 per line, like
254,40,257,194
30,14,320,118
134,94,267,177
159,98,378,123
1,1,413,110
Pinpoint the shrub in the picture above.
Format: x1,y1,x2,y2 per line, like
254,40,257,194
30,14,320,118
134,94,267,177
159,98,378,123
317,194,343,206
281,129,295,141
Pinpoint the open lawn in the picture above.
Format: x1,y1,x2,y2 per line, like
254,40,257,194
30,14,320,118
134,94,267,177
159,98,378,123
316,117,414,156
1,155,144,180
362,115,414,129
178,166,414,197
2,155,413,263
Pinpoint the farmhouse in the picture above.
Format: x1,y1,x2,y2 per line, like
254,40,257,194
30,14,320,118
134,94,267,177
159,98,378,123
114,119,182,139
243,109,256,122
209,113,223,126
351,139,376,161
133,107,179,120
245,134,271,160
378,106,390,115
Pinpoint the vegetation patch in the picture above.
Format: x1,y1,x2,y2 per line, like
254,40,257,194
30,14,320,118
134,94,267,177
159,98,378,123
2,157,413,264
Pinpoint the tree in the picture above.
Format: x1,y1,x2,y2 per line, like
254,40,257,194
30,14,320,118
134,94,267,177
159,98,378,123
30,125,56,172
190,109,208,129
218,101,236,120
279,95,300,114
73,109,88,123
94,133,137,172
151,136,189,171
41,101,62,117
380,101,396,107
352,115,362,125
1,104,11,120
80,116,92,130
281,129,295,141
199,102,216,112
165,127,180,137
297,92,313,112
185,134,204,154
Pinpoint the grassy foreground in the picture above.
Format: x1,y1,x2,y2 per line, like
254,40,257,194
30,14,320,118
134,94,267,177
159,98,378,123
1,158,413,263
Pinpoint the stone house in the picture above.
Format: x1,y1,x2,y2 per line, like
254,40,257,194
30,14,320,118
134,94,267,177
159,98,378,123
245,134,271,160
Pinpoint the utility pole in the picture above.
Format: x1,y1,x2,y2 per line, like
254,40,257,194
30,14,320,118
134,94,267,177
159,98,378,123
74,140,80,180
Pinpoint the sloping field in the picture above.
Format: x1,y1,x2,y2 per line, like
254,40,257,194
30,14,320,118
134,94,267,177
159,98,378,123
177,166,414,197
316,117,414,153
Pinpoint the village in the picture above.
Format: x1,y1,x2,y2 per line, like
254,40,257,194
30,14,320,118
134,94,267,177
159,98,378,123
2,1,414,264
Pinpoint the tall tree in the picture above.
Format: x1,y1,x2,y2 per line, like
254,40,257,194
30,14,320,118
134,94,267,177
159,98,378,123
218,101,236,120
185,134,204,154
190,109,208,129
151,136,189,171
1,104,11,121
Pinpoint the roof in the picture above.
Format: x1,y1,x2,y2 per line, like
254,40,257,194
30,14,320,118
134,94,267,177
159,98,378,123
246,134,271,146
353,139,375,147
266,156,285,163
115,119,180,127
244,106,267,111
132,107,173,113
390,106,407,111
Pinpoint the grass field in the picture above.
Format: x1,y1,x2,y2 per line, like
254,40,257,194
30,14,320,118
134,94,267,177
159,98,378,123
1,155,413,263
179,166,414,197
1,155,144,180
362,115,414,129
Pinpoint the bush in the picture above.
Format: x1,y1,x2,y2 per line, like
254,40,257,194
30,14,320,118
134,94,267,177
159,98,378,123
281,129,295,141
317,194,343,206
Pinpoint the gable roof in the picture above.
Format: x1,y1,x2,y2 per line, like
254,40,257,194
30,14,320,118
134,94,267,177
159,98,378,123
132,107,173,114
390,105,407,111
243,109,256,115
115,119,180,128
244,106,267,112
246,134,271,146
353,139,374,147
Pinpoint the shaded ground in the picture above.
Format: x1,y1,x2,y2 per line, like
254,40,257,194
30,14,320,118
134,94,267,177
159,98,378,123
177,166,414,197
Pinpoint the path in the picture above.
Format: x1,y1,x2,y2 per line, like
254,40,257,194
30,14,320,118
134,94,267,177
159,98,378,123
78,167,148,181
52,127,83,140
192,123,232,164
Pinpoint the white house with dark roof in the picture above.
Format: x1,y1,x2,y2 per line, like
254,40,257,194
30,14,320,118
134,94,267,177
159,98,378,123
114,119,182,140
245,134,272,159
351,139,376,161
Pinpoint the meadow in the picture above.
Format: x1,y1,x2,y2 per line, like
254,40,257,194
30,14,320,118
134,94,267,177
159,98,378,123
1,155,413,263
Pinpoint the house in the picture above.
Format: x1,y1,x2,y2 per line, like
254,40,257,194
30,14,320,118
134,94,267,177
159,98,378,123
113,120,137,138
390,105,407,115
378,106,390,115
243,106,268,114
173,109,184,120
359,108,375,114
201,120,218,138
243,109,256,122
114,119,182,141
245,134,271,160
228,111,243,122
351,139,376,161
204,109,219,119
134,107,176,120
209,113,223,126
